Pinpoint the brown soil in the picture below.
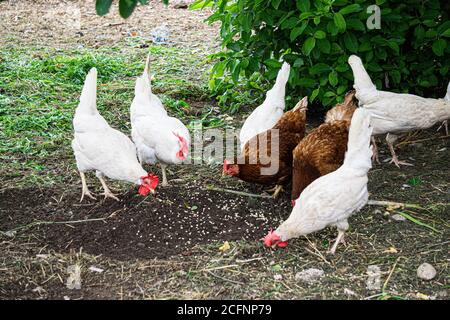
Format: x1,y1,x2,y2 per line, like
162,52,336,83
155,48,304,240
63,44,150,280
0,180,290,260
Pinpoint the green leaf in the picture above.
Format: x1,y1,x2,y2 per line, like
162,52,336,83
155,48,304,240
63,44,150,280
441,28,450,37
343,33,358,53
264,59,282,69
271,0,282,9
119,0,138,19
359,41,372,52
333,13,346,32
302,37,316,56
432,39,447,56
310,88,320,101
296,0,310,12
281,17,299,30
338,4,362,15
317,38,331,54
271,264,282,272
309,63,330,75
387,40,400,55
314,30,326,39
297,78,316,88
390,70,401,84
328,70,338,86
96,0,113,16
346,19,365,31
290,22,308,41
293,58,304,67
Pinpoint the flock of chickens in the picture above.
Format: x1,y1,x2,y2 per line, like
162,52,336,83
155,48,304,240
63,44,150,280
72,54,450,254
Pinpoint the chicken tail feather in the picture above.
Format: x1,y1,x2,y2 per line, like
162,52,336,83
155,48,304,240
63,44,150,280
77,68,98,115
134,54,152,101
263,62,290,110
343,108,373,171
348,55,376,93
325,90,357,123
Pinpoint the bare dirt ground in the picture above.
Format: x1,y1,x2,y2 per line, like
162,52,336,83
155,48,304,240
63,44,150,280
0,0,449,300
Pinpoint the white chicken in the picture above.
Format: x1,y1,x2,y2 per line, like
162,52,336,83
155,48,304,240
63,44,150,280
348,55,450,167
130,55,190,187
239,62,290,151
72,68,159,201
263,108,373,254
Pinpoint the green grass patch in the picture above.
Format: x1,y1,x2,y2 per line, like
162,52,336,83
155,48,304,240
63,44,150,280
0,44,212,186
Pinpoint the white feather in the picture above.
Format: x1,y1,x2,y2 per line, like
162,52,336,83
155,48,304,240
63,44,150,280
130,57,190,166
275,109,372,242
72,68,147,184
348,55,450,136
239,62,290,151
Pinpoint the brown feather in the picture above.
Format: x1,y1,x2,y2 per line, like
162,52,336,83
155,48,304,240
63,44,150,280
233,103,307,186
291,92,357,201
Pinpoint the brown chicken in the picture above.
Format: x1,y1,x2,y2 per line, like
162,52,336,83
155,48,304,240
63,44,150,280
291,91,357,205
223,97,308,197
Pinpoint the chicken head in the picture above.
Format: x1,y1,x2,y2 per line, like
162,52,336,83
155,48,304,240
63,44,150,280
138,173,159,196
223,159,239,176
262,229,288,248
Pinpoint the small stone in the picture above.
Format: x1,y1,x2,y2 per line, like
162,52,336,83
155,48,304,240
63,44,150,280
32,286,45,293
344,288,357,296
88,266,104,273
366,265,381,291
295,268,324,283
417,263,436,280
391,214,406,221
66,264,82,290
273,274,283,281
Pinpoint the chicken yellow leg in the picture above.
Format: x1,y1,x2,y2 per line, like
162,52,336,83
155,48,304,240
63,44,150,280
266,185,284,198
79,171,96,202
329,220,349,254
371,136,380,164
96,172,119,201
161,164,169,187
386,133,413,167
329,230,346,255
437,120,448,136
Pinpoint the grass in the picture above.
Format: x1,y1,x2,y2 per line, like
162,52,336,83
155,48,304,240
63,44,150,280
0,43,217,187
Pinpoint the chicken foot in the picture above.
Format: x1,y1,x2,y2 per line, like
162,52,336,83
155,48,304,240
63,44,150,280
329,230,346,255
328,220,349,254
161,164,169,187
266,185,284,198
79,171,96,202
386,133,413,168
437,120,448,136
371,136,380,164
96,172,119,201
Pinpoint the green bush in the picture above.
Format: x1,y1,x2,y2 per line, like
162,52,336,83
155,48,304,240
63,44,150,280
191,0,450,111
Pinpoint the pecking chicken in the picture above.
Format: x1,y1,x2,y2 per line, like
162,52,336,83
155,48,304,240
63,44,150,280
291,90,357,205
239,62,290,151
72,68,159,202
263,108,372,254
130,55,190,187
223,97,308,197
348,54,450,167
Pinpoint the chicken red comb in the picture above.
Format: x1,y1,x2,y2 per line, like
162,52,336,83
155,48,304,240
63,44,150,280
173,132,188,154
138,173,159,196
262,229,288,248
223,159,229,170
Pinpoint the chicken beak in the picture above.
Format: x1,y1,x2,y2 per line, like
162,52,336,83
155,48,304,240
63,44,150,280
150,189,155,194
